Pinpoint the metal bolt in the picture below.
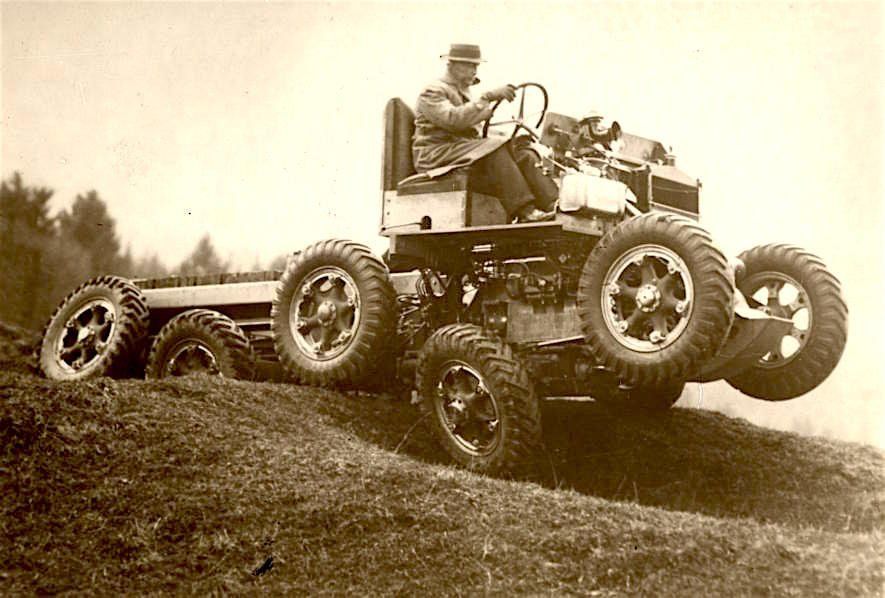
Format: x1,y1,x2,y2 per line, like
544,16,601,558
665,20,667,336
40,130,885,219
105,312,115,322
346,297,355,307
607,283,620,296
667,262,679,275
675,300,687,314
302,284,312,296
617,321,629,333
633,256,644,267
66,320,76,329
649,330,665,343
297,319,308,331
95,342,106,353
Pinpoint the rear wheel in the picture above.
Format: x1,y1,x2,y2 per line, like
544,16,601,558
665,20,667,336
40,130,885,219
726,244,847,400
145,309,256,380
578,213,734,388
38,276,149,380
271,239,396,387
416,324,543,476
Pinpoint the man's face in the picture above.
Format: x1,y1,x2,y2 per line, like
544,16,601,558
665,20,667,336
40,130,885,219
449,61,478,87
587,117,605,135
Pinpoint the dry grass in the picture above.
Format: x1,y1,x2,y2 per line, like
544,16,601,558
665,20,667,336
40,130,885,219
1,338,883,595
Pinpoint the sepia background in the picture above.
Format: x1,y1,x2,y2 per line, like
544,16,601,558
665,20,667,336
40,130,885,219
2,1,882,446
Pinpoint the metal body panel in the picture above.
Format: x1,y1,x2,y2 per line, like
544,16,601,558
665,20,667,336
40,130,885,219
648,202,700,221
506,300,582,344
389,271,422,295
693,291,792,381
693,315,792,382
141,281,277,309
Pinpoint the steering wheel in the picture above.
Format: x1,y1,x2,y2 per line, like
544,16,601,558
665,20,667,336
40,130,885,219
481,82,548,139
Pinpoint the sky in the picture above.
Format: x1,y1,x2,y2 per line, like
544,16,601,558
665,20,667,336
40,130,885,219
2,1,883,446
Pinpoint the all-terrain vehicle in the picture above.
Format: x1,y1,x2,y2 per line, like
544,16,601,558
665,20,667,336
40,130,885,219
38,83,848,475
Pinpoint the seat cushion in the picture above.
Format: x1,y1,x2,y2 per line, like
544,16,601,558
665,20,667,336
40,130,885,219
397,170,469,196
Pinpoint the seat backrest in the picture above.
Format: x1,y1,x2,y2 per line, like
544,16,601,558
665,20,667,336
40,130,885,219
382,98,417,191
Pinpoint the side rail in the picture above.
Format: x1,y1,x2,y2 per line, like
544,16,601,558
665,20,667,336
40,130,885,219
136,271,281,363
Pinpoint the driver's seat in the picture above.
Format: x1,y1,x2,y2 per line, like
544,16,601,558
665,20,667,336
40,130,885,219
380,97,506,234
382,98,469,195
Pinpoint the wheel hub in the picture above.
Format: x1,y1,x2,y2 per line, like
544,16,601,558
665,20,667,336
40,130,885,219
635,284,661,312
317,301,337,326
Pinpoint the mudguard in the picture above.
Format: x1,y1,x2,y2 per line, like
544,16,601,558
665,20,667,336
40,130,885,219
692,291,792,382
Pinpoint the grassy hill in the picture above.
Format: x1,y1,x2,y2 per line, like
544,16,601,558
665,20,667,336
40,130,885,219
1,338,883,594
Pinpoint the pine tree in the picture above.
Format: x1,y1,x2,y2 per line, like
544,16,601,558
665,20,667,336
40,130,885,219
176,234,230,276
0,172,57,328
57,190,125,274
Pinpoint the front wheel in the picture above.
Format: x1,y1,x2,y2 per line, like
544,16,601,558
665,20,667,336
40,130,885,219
726,244,847,400
578,213,734,388
416,324,543,477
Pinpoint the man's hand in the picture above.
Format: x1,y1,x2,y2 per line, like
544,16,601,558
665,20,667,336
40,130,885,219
482,84,517,103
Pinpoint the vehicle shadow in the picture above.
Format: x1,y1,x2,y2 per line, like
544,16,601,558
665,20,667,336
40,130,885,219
310,388,884,533
539,399,884,532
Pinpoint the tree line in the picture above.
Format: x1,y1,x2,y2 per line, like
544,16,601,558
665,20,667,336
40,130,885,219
1,172,282,330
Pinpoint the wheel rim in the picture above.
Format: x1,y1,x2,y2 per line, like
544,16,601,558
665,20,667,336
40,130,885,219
742,271,812,368
162,340,221,377
433,361,500,456
601,244,694,352
288,266,361,361
55,298,117,373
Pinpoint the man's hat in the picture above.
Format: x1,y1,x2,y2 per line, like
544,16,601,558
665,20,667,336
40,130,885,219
440,43,485,64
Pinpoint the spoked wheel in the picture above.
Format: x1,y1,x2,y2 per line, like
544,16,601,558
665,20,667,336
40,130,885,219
39,276,149,380
145,309,256,380
745,272,810,366
482,82,548,139
601,244,694,352
433,361,501,458
271,239,396,387
417,324,543,477
727,244,847,400
578,213,734,388
55,298,118,372
292,266,362,359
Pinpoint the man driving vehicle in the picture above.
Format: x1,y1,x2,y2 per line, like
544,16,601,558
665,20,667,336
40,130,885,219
412,43,557,223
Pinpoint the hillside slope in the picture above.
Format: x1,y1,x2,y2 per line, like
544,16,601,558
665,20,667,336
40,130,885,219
2,363,882,595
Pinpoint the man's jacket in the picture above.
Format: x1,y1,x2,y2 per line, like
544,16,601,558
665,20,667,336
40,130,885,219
412,75,508,178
